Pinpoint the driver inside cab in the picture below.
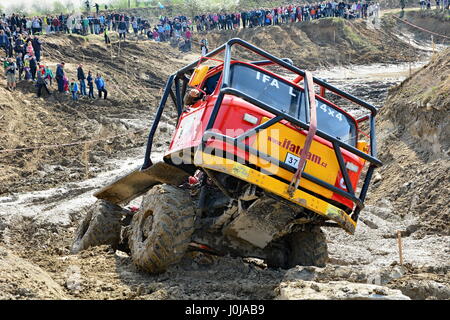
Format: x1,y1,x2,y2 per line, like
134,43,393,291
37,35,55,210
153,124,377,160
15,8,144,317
184,70,221,106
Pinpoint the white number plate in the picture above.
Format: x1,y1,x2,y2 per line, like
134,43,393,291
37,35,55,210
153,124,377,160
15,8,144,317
285,152,300,169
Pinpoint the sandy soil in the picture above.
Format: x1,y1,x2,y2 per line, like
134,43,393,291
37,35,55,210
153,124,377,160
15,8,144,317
0,12,448,300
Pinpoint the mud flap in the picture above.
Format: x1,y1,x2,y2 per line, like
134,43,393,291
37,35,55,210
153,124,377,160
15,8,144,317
94,161,190,205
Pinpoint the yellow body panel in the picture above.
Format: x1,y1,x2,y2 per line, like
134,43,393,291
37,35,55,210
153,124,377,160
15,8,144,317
188,66,209,87
248,119,340,199
195,152,356,234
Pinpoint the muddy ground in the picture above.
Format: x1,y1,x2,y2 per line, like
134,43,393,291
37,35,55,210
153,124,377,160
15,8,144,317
0,11,449,300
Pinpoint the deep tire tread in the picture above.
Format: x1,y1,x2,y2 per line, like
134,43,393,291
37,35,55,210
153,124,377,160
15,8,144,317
128,184,196,274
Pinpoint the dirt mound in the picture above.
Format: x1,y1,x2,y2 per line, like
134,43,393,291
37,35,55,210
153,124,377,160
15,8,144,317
0,35,184,195
0,246,68,299
368,48,450,236
197,17,421,70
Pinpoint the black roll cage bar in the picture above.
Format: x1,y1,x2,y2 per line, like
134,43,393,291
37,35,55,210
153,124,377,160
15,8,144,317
142,38,382,222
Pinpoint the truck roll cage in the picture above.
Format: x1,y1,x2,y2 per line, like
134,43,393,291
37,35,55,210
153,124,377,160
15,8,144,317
142,38,382,223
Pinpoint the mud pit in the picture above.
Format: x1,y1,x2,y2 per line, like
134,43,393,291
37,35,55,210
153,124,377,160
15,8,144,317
0,12,449,300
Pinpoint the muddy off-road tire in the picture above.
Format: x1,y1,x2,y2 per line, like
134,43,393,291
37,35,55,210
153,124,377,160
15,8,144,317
286,225,328,268
128,184,195,274
71,200,123,254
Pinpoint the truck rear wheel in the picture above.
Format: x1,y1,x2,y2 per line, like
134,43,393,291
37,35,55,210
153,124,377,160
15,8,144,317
128,184,195,274
71,200,123,254
286,225,328,268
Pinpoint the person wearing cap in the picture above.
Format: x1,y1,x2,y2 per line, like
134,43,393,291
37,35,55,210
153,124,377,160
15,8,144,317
77,64,87,96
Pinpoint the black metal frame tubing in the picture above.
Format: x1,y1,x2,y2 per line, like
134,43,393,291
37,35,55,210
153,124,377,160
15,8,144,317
141,38,382,222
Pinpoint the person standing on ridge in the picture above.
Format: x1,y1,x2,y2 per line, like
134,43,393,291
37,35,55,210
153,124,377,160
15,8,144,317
56,62,65,92
70,80,79,101
87,71,95,99
36,66,51,98
32,36,42,62
77,64,87,96
95,73,107,99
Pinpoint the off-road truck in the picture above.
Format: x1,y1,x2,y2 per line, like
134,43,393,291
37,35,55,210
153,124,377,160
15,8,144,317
72,38,382,273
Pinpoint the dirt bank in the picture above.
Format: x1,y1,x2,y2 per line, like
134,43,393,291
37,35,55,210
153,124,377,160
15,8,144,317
0,35,184,195
368,48,449,236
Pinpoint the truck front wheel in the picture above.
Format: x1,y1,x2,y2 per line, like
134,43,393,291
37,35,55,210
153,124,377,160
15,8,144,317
128,184,196,274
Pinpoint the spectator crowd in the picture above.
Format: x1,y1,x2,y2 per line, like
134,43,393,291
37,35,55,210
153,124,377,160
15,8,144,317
1,1,390,53
2,1,447,97
1,7,111,99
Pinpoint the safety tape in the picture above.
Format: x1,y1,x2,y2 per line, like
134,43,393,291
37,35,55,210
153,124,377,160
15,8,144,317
393,15,450,40
0,128,147,154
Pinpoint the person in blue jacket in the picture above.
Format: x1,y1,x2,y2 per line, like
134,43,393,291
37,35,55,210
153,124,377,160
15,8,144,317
94,73,107,99
70,80,79,100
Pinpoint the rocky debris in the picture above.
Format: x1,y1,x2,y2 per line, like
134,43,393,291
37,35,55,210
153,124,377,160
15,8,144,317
277,280,410,300
283,265,407,286
388,276,450,300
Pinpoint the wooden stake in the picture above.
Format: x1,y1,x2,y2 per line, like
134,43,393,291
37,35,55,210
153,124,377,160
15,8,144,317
397,230,403,266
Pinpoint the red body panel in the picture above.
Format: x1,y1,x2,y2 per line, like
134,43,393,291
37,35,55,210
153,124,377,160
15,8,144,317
167,63,365,210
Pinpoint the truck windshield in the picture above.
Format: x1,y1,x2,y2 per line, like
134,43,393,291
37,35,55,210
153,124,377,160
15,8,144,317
229,63,357,146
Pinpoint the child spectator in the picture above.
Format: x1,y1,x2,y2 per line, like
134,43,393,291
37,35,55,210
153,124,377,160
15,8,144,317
45,65,54,87
63,75,69,92
70,80,79,100
26,40,34,56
